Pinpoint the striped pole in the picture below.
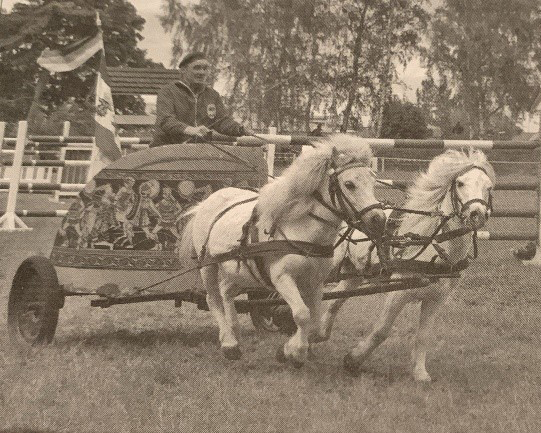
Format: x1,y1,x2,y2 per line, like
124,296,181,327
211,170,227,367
3,133,540,150
0,210,69,217
0,182,86,192
376,179,538,191
236,135,541,150
476,231,537,241
0,121,31,231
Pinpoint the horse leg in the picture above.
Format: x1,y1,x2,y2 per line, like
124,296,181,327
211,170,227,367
303,284,325,354
411,283,453,382
315,276,364,342
274,274,311,367
344,290,410,375
218,278,242,360
201,265,235,357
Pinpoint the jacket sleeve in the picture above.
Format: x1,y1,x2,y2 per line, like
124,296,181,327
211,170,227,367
212,94,245,137
155,87,189,141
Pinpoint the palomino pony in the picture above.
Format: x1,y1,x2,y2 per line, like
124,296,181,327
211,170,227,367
179,135,386,366
316,149,495,381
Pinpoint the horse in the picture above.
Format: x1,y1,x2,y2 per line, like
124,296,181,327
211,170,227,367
315,148,495,381
178,135,387,367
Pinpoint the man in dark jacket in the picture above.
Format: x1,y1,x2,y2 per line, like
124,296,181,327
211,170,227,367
151,52,252,147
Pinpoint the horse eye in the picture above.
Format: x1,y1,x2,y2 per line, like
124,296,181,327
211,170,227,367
456,180,464,188
344,180,356,190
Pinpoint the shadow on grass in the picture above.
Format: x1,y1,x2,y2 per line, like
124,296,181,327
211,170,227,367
57,326,219,350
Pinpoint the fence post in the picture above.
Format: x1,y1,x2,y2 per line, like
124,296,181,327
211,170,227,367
0,122,5,179
266,126,277,178
523,152,541,265
0,121,31,231
51,121,71,202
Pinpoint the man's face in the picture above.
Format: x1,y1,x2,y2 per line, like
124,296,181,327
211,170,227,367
182,59,211,87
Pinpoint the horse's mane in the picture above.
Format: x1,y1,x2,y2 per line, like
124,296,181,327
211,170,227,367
257,134,373,231
398,148,496,237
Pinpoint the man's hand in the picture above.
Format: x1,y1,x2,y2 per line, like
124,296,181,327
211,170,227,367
241,126,255,136
184,125,212,137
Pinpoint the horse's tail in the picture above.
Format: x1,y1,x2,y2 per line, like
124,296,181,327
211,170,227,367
178,214,198,270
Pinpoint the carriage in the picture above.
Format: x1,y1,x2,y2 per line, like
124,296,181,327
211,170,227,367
6,137,479,349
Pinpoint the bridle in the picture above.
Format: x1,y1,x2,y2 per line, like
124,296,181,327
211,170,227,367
311,159,383,239
449,166,493,221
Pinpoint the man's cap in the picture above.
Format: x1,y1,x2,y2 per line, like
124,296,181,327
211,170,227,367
178,52,207,68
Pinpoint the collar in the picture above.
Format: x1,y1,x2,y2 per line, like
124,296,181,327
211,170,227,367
174,79,209,97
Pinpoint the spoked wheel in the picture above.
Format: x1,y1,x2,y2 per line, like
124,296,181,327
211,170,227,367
248,291,297,335
7,256,64,346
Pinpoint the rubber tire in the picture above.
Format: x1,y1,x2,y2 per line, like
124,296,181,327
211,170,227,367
248,291,296,335
7,256,63,346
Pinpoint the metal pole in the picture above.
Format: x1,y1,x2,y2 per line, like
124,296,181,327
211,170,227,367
0,121,31,231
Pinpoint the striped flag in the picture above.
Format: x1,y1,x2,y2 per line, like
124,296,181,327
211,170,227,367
37,30,104,73
92,52,122,171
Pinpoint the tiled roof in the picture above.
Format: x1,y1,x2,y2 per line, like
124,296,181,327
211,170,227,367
107,67,182,95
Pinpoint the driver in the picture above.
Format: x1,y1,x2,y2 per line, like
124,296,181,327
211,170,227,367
151,52,253,147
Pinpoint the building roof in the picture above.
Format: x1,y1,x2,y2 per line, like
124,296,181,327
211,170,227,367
107,67,182,95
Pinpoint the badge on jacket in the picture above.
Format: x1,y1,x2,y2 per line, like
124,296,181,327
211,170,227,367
207,103,216,119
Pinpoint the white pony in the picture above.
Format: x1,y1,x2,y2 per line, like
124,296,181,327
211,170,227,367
316,149,495,381
179,135,386,366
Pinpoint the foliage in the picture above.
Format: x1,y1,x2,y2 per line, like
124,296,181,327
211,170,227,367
423,0,541,138
379,97,430,139
160,0,429,133
0,0,159,133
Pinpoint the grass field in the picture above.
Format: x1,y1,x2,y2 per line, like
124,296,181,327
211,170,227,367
1,184,541,432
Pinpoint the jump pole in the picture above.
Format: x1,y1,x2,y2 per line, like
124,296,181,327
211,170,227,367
0,121,31,231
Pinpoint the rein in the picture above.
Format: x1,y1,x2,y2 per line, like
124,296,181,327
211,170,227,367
341,165,493,274
311,160,384,237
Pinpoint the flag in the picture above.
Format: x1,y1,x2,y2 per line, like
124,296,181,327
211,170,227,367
37,30,104,73
93,51,122,169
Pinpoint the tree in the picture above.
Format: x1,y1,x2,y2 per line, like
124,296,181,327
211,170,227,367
379,97,430,139
336,0,429,133
424,0,541,138
0,0,159,133
159,0,428,133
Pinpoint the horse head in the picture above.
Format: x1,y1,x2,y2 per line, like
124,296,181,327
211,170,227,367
445,165,494,229
323,145,386,240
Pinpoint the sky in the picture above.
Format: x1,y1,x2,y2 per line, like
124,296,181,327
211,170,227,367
2,0,426,101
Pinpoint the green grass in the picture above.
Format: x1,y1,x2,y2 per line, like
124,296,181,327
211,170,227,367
1,194,541,433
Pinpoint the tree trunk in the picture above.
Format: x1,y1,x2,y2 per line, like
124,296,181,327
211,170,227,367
26,69,50,133
375,3,395,137
341,1,371,133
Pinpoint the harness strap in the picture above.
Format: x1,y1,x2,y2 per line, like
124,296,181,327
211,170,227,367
199,240,335,268
248,214,275,288
198,195,258,260
362,257,471,277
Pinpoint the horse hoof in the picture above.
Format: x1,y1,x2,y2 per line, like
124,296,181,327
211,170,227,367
276,346,287,363
291,358,304,369
413,371,432,383
343,353,361,376
222,346,242,360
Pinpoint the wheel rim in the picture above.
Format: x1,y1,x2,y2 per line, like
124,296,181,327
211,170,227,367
12,270,48,343
257,309,280,331
17,301,46,342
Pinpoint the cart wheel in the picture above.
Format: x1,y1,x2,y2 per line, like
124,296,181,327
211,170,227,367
248,292,296,335
7,256,64,346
